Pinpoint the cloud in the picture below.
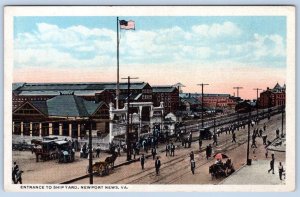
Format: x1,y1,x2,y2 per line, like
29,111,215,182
192,21,242,38
14,21,286,76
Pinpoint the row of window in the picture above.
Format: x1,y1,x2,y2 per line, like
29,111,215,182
13,97,48,101
142,89,152,94
142,95,152,100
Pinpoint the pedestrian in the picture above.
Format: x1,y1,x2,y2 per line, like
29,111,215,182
199,137,202,150
259,129,263,137
155,156,161,175
190,151,194,161
232,132,236,143
251,135,257,148
278,162,284,180
165,143,170,156
151,147,157,160
276,128,280,138
263,123,266,132
262,135,267,145
96,144,101,158
268,158,275,174
265,148,268,158
206,145,211,160
15,170,23,184
212,133,218,146
140,154,145,170
170,143,175,156
12,162,19,183
190,159,196,175
133,147,136,160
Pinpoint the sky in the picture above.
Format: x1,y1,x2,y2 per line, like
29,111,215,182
13,16,287,99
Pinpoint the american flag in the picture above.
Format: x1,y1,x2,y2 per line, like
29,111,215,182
119,20,135,30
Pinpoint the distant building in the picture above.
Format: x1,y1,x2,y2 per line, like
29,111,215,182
180,93,237,109
152,86,179,114
259,83,286,108
180,97,202,112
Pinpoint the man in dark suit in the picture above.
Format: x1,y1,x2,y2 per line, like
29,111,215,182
140,154,145,170
165,143,170,156
190,151,194,161
190,159,196,175
170,143,175,156
155,156,161,175
151,147,157,160
268,158,275,174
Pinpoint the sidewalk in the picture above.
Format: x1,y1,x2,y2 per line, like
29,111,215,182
267,137,286,152
220,160,285,185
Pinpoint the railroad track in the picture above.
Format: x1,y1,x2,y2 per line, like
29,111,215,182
61,111,282,184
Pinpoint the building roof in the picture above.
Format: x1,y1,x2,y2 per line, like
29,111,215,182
13,82,149,96
12,83,25,91
118,93,142,101
181,97,201,105
16,94,107,117
273,83,282,90
152,86,177,93
180,93,230,98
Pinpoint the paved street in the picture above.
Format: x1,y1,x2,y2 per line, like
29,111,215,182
12,112,285,184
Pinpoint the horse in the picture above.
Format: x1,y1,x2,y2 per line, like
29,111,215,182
105,152,118,169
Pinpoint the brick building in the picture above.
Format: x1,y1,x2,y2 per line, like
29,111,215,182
259,83,286,108
180,93,236,109
152,86,179,114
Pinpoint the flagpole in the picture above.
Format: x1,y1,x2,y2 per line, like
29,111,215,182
116,17,120,109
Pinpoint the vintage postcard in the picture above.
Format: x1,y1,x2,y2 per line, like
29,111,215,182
4,6,295,192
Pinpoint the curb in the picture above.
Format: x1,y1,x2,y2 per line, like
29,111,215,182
218,163,246,185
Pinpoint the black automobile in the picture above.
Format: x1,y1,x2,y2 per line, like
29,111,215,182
199,128,212,140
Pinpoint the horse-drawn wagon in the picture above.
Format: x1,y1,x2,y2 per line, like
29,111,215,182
89,152,118,176
209,153,235,180
32,139,74,163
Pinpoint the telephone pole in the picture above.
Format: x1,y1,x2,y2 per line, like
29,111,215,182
253,88,262,121
233,87,243,127
121,76,138,161
233,87,243,98
197,83,209,128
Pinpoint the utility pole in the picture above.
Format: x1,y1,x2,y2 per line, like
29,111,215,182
116,17,120,109
122,76,138,161
233,87,243,98
246,111,251,165
88,118,93,184
253,88,262,121
281,104,285,137
197,83,209,128
233,87,243,128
